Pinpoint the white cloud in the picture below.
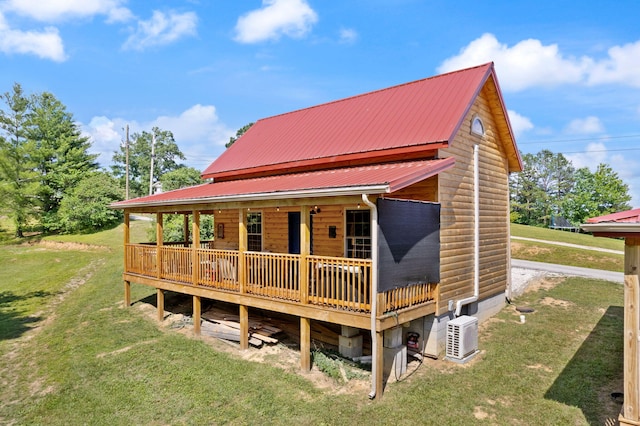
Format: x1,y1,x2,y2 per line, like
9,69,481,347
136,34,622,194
440,33,640,92
82,116,129,166
564,116,605,135
0,11,66,61
339,28,358,44
2,0,132,23
122,10,197,51
438,33,591,92
234,0,318,44
588,40,640,87
82,105,234,170
565,142,608,171
507,109,533,138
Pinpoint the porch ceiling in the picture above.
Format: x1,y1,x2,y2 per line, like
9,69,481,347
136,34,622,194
111,157,455,210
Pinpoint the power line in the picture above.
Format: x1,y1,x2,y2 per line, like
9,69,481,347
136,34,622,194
519,133,640,145
559,147,640,154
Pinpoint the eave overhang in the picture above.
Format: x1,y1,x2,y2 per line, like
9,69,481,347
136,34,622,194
581,223,640,239
111,157,455,211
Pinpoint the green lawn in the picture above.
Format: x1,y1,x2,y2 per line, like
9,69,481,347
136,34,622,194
0,222,626,424
511,223,625,251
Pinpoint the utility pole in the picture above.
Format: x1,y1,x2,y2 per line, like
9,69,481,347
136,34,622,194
125,124,130,200
149,132,156,196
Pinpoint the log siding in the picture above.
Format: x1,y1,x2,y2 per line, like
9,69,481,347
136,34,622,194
437,86,510,314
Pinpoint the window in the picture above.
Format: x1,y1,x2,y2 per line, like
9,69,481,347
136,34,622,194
247,212,262,251
471,115,484,136
345,209,371,259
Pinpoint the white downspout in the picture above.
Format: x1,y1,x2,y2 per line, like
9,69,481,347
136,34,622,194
455,144,480,317
361,194,378,399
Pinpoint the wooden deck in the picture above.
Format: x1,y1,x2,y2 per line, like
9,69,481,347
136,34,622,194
124,243,437,330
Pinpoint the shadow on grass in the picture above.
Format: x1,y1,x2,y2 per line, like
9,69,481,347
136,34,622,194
0,290,53,340
545,305,624,424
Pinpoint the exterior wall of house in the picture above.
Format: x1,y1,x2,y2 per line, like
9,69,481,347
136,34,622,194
387,176,439,202
212,202,359,258
436,84,511,316
213,209,240,250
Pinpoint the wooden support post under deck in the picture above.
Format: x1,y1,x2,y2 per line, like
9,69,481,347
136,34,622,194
375,292,385,398
239,304,249,350
622,239,640,424
123,211,131,307
193,296,201,335
300,317,311,371
157,288,165,322
375,329,384,398
124,281,131,307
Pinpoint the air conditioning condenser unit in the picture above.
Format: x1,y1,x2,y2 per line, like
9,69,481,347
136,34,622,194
446,315,478,363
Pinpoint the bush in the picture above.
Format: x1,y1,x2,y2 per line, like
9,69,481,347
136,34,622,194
57,172,124,233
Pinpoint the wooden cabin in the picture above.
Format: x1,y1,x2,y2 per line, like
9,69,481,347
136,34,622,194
582,209,640,425
112,62,522,397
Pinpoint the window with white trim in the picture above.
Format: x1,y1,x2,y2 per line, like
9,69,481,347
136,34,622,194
471,115,485,136
345,209,371,259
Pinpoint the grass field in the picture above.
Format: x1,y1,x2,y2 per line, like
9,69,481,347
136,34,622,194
0,221,626,424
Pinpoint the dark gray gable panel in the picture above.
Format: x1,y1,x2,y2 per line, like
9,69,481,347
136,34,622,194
377,198,440,293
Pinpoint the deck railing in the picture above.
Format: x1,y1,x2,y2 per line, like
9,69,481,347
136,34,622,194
307,255,371,312
245,252,301,301
125,244,434,315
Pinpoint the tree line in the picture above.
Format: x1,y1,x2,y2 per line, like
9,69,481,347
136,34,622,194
509,149,631,228
0,83,202,237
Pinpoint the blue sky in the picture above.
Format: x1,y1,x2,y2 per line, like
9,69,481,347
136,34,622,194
1,0,639,207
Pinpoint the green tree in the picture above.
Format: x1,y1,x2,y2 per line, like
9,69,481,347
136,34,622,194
57,172,124,233
226,122,254,148
112,127,185,198
0,83,39,237
510,150,574,226
28,91,99,231
160,166,203,192
560,164,632,224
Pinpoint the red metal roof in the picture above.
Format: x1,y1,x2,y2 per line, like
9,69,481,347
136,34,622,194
587,208,640,224
113,158,454,209
202,63,496,180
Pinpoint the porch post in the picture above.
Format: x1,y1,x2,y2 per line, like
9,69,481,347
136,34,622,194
193,296,201,335
192,210,200,286
156,213,163,280
123,211,131,307
622,238,640,424
183,214,190,247
300,317,311,371
375,293,385,398
239,304,249,350
375,329,384,397
157,288,164,322
238,209,247,294
300,205,310,304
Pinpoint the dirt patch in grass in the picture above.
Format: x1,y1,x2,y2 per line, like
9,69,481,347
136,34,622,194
524,276,565,294
539,297,575,309
22,240,110,252
511,241,552,257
